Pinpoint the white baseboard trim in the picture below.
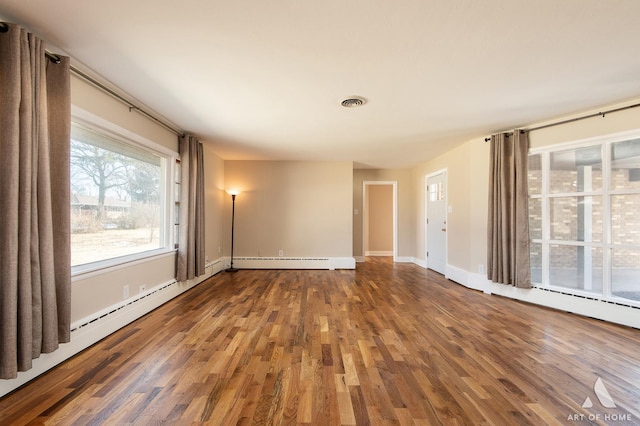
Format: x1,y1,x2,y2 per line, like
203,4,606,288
447,266,491,294
0,258,225,398
442,265,640,329
412,257,427,268
354,256,366,263
489,282,640,329
228,256,356,270
468,272,493,294
329,257,356,270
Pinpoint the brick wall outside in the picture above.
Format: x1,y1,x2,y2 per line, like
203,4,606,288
528,160,639,270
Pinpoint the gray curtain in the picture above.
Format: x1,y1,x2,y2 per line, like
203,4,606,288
176,135,205,281
0,23,71,379
487,130,531,288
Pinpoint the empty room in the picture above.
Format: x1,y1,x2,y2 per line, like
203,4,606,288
1,1,640,424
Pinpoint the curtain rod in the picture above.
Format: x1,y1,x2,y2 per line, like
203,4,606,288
0,21,185,137
1,21,185,137
484,102,640,142
67,63,186,137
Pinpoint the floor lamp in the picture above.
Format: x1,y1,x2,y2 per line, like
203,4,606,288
226,190,239,272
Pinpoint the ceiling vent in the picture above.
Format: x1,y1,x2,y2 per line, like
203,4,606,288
341,96,366,108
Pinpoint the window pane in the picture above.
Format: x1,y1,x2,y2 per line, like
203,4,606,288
174,183,181,203
530,242,542,284
549,244,602,294
611,138,640,191
529,197,542,240
70,122,166,267
611,194,640,246
174,160,182,184
550,146,602,193
429,182,443,201
550,196,602,242
528,154,542,195
611,248,640,301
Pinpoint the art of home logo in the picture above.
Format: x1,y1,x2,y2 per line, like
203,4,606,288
567,377,633,422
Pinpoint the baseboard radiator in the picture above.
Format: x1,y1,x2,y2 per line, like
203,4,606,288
231,256,356,270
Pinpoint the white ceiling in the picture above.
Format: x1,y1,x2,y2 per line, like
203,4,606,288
2,0,640,168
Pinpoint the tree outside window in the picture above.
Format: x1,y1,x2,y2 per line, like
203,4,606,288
70,122,167,267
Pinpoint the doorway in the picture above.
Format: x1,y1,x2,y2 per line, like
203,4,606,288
363,181,397,261
426,171,447,274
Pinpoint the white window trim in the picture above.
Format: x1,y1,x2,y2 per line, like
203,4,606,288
70,106,179,278
530,128,640,309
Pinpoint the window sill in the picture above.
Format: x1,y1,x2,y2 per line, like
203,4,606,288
71,248,177,282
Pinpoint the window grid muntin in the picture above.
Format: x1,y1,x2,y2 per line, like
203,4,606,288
529,132,640,308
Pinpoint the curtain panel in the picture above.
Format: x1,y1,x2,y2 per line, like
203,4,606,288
0,23,71,379
487,130,532,288
176,135,205,282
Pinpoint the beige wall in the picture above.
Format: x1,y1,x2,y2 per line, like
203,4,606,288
529,101,640,150
224,161,353,258
468,138,491,272
353,169,415,259
72,75,177,152
413,142,474,271
203,144,226,265
367,185,393,252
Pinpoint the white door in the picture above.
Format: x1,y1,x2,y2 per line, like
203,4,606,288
426,172,447,274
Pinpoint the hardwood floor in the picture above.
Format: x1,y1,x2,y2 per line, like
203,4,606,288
1,257,639,425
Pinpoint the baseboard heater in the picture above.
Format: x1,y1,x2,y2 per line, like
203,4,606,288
70,258,222,333
232,257,355,270
534,286,640,310
70,279,176,333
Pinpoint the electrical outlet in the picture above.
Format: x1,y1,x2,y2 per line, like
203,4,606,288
279,250,284,257
123,285,129,299
139,285,146,294
218,246,221,253
478,264,485,274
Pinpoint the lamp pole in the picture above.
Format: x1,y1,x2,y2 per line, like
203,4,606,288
226,193,238,272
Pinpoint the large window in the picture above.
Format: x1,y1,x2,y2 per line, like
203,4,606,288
70,120,174,271
529,133,640,305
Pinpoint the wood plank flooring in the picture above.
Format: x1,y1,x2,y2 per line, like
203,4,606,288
1,257,639,425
